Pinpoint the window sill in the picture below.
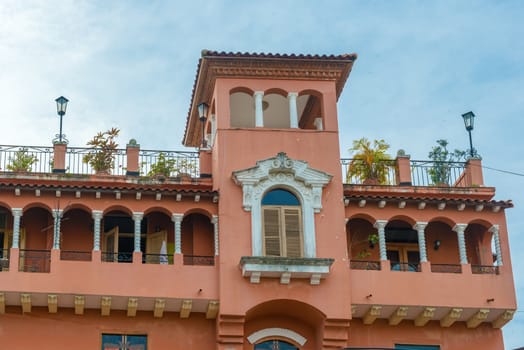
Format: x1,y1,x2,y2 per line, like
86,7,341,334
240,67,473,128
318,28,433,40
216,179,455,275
239,256,334,285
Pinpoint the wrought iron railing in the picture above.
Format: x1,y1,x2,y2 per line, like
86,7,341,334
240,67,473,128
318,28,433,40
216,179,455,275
410,160,466,187
341,158,397,185
142,253,173,265
19,249,51,273
60,250,92,261
390,261,420,272
183,255,214,266
0,248,9,271
101,252,133,263
65,146,128,175
0,144,201,178
0,145,53,173
430,263,462,274
350,260,381,270
472,264,499,275
139,149,199,178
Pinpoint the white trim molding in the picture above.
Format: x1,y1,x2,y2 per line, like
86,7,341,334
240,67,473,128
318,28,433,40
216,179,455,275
247,327,307,346
233,152,332,257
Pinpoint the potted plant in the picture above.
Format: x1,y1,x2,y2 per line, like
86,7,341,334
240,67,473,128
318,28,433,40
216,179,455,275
7,148,38,172
427,139,466,186
83,128,120,175
147,153,196,180
347,138,392,184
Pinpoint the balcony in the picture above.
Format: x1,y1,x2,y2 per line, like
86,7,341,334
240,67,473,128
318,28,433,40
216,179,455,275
341,156,485,188
349,259,515,329
0,144,203,180
0,248,219,317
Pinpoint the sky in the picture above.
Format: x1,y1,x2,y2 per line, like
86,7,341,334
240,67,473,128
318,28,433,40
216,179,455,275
0,0,523,347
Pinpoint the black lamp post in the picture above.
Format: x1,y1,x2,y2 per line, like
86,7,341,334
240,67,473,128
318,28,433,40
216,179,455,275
461,111,476,158
197,102,209,148
55,96,69,143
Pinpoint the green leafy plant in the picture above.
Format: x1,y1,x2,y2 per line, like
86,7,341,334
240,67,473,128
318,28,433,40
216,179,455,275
427,139,466,185
355,233,380,258
83,128,120,174
347,138,392,184
147,153,196,178
7,148,38,172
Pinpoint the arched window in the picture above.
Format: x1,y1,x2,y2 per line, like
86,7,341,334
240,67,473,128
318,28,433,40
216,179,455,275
255,340,299,350
262,189,302,258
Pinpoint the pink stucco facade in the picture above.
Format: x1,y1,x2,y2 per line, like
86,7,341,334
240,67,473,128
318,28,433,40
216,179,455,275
0,51,516,349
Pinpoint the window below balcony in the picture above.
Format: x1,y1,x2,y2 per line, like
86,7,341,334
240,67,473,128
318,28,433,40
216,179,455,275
101,333,147,350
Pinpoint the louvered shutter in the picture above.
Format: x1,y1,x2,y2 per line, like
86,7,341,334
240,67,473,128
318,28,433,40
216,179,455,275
284,208,302,258
263,208,282,256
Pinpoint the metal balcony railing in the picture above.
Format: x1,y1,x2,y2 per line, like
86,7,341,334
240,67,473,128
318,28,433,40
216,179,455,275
142,253,173,265
0,145,53,173
139,149,199,178
410,160,466,187
0,144,200,178
19,249,51,273
430,263,462,274
350,260,381,270
390,261,421,272
472,264,499,275
183,255,214,266
101,252,133,263
341,158,397,185
60,250,92,261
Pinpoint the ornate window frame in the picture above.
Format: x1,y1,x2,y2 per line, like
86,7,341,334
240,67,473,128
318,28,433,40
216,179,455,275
233,152,332,258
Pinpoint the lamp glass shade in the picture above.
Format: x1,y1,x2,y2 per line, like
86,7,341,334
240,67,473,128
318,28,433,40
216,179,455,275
55,96,69,116
461,111,475,131
197,102,209,121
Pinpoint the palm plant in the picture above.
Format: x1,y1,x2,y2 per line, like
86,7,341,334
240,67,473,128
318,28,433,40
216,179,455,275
347,138,392,184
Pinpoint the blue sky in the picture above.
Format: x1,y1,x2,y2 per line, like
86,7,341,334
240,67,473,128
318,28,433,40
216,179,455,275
1,0,523,347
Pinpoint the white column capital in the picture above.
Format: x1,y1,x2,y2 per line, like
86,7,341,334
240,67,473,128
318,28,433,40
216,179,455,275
287,92,298,99
211,215,218,224
53,209,64,218
92,210,103,220
253,91,264,98
453,224,467,233
132,212,144,220
11,208,23,216
413,222,428,230
489,225,500,234
172,213,184,223
374,220,388,230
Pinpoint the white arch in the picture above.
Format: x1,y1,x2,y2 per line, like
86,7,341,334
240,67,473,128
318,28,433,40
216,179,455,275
247,327,307,346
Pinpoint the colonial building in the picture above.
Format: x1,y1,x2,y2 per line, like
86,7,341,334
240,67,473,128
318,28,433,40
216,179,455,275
0,51,516,350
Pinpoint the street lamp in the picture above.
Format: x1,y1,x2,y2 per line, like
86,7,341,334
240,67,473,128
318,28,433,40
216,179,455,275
197,102,209,148
461,111,476,158
55,96,69,143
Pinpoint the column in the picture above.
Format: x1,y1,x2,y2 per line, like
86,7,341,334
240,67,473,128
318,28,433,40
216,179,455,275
254,91,264,127
172,214,184,254
52,209,63,249
413,222,428,262
92,210,103,251
132,212,143,253
489,225,503,266
288,92,299,128
211,215,219,256
11,208,23,249
453,224,468,264
374,220,388,261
